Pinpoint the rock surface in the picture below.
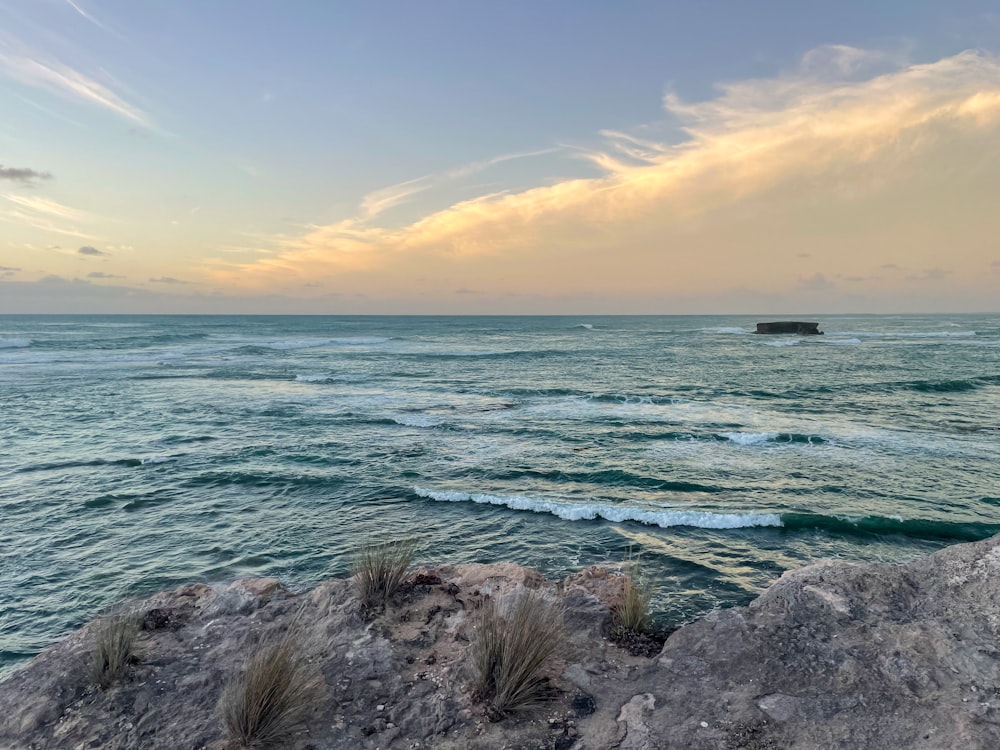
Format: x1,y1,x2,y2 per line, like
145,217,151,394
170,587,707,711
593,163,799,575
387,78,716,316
2,536,1000,749
754,321,823,334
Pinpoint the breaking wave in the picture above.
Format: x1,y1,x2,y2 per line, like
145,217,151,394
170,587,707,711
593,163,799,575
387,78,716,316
414,488,781,529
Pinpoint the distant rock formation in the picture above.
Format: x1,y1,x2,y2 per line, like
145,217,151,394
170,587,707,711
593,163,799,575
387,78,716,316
755,321,823,334
3,537,1000,748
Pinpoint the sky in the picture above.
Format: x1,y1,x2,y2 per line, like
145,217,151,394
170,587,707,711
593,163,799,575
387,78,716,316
1,1,999,314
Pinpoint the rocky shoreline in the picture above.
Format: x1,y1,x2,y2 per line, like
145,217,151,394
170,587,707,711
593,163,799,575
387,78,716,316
2,535,1000,749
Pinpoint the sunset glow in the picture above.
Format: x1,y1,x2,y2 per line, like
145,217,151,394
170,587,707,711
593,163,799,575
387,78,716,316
2,3,999,313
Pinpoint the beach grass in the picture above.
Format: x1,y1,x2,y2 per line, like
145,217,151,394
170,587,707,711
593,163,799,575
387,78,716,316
352,537,416,613
219,629,320,749
89,610,138,689
470,588,563,719
611,566,653,637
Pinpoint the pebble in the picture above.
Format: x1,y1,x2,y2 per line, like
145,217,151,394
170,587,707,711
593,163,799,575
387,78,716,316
700,721,709,728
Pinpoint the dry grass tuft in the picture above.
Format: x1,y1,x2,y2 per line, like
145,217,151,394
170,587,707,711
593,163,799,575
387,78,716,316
352,537,415,613
611,568,653,637
470,588,563,720
219,629,320,749
89,610,138,688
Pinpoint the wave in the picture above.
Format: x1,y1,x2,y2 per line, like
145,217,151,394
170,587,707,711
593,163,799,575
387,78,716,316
15,457,144,473
782,513,1000,542
478,467,721,493
414,488,781,529
392,414,441,428
765,340,799,347
575,323,594,330
263,336,390,351
823,338,861,345
718,431,826,446
907,377,997,393
835,330,977,339
295,372,369,383
702,327,747,334
414,488,999,541
0,338,31,349
140,456,174,465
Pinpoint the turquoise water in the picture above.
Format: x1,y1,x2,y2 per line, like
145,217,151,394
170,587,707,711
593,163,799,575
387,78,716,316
1,314,998,676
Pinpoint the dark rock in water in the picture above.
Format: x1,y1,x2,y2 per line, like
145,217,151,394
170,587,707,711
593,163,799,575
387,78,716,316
3,541,1000,748
755,321,823,334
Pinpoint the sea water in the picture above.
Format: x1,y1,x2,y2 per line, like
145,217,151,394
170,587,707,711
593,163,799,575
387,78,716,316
1,314,998,677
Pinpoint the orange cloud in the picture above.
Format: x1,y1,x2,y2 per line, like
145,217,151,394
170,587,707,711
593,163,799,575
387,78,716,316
204,48,1000,308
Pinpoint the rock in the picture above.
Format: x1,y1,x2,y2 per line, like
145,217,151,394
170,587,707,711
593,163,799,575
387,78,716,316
754,321,824,334
2,537,1000,748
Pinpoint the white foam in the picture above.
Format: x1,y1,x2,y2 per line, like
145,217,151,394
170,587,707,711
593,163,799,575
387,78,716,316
259,335,390,350
824,337,862,345
765,340,799,347
0,338,31,348
702,327,747,334
295,374,331,383
834,331,976,339
330,337,390,345
141,456,174,465
415,488,783,529
719,431,780,446
575,323,594,330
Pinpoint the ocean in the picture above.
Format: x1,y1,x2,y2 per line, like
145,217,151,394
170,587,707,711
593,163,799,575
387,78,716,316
1,314,998,677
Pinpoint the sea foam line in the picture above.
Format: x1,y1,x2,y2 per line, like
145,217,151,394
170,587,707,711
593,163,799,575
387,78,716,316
0,338,31,349
414,488,782,529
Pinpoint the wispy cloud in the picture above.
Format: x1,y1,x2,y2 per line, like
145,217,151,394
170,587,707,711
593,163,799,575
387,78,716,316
77,245,106,256
357,148,559,221
64,0,113,33
5,194,87,220
0,47,147,125
207,48,1000,309
358,177,431,220
87,270,123,279
0,165,52,184
1,193,99,239
149,276,190,285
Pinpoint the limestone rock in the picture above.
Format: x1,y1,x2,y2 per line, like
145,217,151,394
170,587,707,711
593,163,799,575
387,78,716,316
2,537,999,748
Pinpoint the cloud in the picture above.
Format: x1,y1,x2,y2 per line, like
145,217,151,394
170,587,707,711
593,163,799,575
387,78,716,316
0,265,20,272
5,194,87,220
797,272,835,291
0,47,148,125
77,245,106,256
1,194,99,239
204,48,1000,309
64,0,115,34
907,267,951,281
87,271,123,279
0,165,51,184
358,177,431,220
149,276,189,285
355,148,558,222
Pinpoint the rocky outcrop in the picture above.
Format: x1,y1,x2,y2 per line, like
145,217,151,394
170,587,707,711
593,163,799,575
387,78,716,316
755,321,823,334
2,536,1000,749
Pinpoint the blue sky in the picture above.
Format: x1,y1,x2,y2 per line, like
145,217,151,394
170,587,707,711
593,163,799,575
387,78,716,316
2,1,999,312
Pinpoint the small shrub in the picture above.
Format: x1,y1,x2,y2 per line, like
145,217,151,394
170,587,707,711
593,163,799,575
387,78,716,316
352,537,415,612
219,630,319,749
611,569,653,637
89,610,138,688
470,588,563,719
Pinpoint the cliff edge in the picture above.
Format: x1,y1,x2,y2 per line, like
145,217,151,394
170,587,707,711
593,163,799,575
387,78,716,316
2,536,999,749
